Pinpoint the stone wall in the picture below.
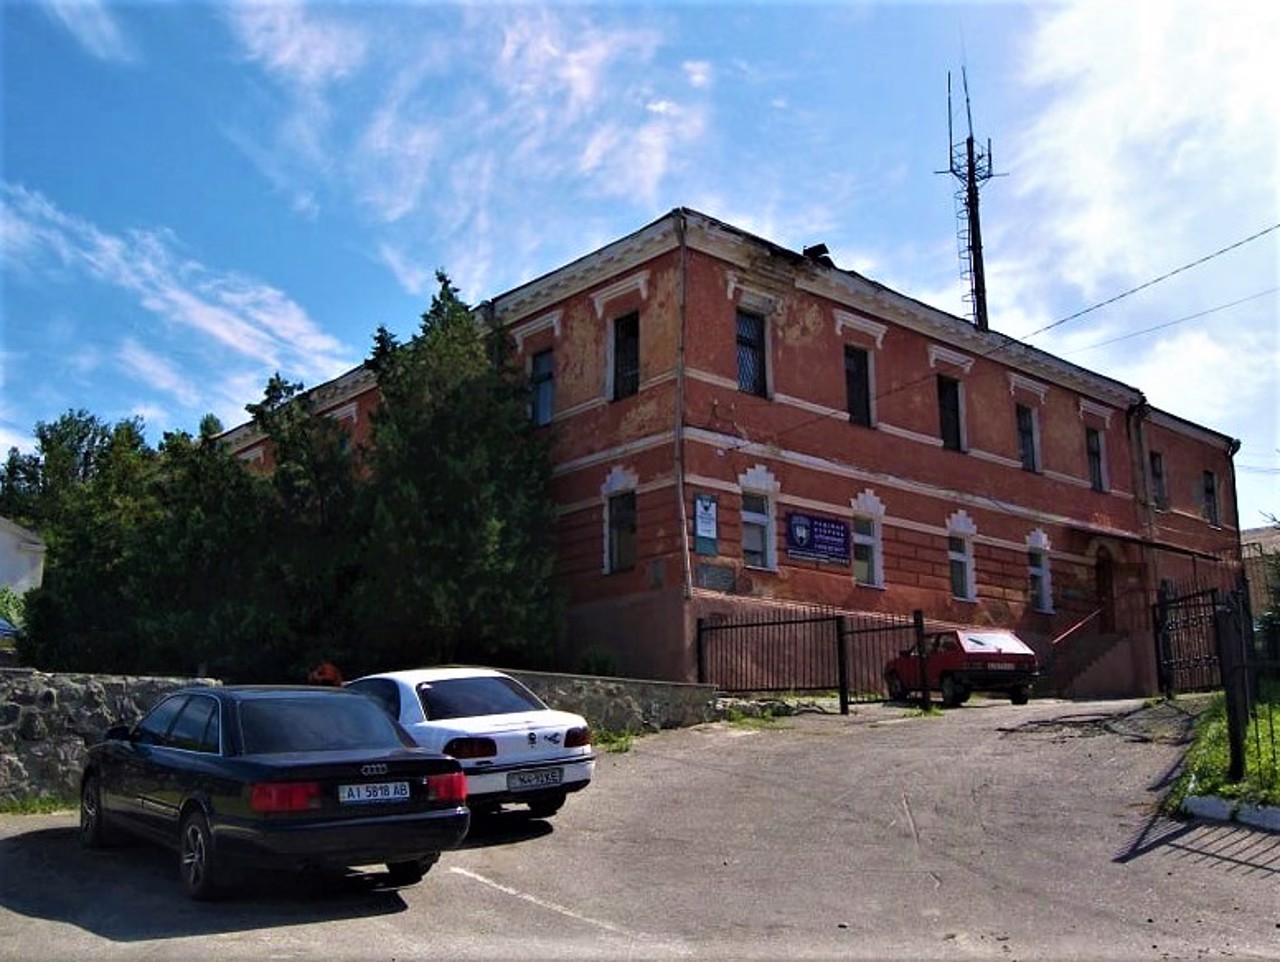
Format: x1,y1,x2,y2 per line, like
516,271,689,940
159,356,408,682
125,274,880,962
507,669,717,732
0,668,718,805
0,668,218,805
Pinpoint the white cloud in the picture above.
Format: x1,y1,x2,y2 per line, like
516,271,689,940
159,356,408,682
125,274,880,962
46,0,134,62
1,183,356,413
377,242,433,297
683,60,711,89
226,1,367,90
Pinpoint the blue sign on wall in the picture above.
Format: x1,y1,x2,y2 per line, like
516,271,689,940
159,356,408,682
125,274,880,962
785,512,850,565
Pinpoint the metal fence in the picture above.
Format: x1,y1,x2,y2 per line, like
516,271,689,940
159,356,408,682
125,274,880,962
695,607,920,713
1153,586,1222,695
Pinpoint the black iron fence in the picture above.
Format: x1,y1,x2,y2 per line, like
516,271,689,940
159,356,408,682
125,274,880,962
1153,586,1221,695
696,607,921,713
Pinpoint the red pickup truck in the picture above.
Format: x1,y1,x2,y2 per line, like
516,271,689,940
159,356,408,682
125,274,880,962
884,628,1039,707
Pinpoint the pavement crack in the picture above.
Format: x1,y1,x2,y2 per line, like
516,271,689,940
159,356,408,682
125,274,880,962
902,791,921,848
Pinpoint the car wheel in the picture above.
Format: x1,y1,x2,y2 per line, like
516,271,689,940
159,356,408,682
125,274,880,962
385,857,434,886
885,672,906,702
941,675,964,708
527,793,566,819
1011,685,1031,706
179,811,220,900
80,774,110,849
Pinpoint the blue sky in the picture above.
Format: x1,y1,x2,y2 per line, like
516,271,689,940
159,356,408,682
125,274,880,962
2,0,1276,527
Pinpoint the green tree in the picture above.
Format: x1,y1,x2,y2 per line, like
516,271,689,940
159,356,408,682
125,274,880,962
349,272,561,673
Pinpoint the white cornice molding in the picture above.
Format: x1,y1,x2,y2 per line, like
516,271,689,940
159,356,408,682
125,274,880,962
1079,399,1114,427
218,364,376,452
1146,408,1236,450
928,344,975,374
833,309,887,348
512,310,562,352
1008,373,1049,403
591,271,650,319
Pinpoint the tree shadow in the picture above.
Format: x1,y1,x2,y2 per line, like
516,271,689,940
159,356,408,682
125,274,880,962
0,826,414,942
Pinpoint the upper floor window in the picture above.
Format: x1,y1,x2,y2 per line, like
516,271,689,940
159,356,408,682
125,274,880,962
1202,471,1220,526
607,491,637,573
1086,426,1107,492
612,312,639,401
737,311,767,397
937,375,964,452
1149,451,1168,510
531,349,554,427
1016,403,1040,472
845,346,872,427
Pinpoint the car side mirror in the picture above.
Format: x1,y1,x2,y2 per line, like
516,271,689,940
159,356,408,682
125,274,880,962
104,724,133,743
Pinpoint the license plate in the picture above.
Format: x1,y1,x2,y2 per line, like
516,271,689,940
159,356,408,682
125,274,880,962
507,769,563,792
339,781,409,804
988,662,1015,670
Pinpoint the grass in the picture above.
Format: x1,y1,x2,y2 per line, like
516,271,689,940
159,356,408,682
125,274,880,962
0,794,76,815
723,707,785,730
1167,683,1280,811
902,705,944,718
593,728,637,753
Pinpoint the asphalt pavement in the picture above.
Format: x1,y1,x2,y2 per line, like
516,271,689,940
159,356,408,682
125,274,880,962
0,696,1276,960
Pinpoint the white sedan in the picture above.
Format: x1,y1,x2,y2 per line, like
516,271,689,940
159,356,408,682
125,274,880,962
347,667,594,818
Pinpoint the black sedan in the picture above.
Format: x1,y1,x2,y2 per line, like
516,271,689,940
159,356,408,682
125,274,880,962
79,685,470,899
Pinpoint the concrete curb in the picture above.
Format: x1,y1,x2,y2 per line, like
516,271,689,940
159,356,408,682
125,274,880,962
1183,795,1280,832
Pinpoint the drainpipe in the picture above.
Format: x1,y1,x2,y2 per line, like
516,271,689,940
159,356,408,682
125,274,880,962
675,210,694,601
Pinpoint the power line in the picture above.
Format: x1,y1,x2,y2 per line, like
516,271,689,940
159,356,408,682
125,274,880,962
1062,287,1279,355
1018,221,1280,341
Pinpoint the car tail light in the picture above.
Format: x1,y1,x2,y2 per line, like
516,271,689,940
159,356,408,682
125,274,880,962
564,726,591,748
250,781,321,813
426,771,467,803
443,736,497,759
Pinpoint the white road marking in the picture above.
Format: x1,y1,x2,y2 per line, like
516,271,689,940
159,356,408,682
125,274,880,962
448,867,637,937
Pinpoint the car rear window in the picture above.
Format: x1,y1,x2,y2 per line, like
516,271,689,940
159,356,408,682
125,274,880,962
416,676,546,720
238,694,409,754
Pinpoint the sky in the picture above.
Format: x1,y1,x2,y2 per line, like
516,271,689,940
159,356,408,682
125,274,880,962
2,0,1277,528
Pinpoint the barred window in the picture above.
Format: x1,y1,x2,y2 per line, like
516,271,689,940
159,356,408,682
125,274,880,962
736,312,767,397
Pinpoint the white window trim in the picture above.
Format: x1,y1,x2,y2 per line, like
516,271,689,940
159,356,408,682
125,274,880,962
591,271,649,320
1027,529,1054,613
512,310,562,353
833,310,887,349
851,489,885,588
928,344,975,374
738,464,779,571
324,402,357,423
601,466,639,574
1008,373,1049,402
947,509,977,602
1078,399,1114,428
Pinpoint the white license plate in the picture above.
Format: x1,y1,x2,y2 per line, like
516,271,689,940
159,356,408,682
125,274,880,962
339,781,410,804
988,662,1016,670
507,769,563,792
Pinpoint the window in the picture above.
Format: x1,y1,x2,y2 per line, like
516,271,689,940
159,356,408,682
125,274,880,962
1086,427,1107,491
937,375,964,451
845,346,872,427
134,695,187,746
607,491,636,573
852,515,880,586
167,695,220,753
741,492,774,568
1028,548,1052,613
612,312,639,400
737,311,767,397
1202,471,1220,526
1016,403,1039,472
948,535,975,601
531,349,554,426
1150,451,1168,509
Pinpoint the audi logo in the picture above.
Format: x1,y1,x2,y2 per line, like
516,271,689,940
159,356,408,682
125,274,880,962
360,763,388,776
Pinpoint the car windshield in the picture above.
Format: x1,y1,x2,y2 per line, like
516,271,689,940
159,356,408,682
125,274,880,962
960,632,1035,656
238,694,408,754
416,676,546,720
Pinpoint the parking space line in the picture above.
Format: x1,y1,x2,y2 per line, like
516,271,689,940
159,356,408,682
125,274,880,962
448,867,638,937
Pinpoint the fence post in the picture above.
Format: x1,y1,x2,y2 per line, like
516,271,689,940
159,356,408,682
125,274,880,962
1215,599,1247,782
696,617,707,685
913,609,929,711
836,616,850,716
1153,582,1172,698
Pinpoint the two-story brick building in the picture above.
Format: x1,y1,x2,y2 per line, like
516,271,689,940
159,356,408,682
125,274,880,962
223,209,1242,696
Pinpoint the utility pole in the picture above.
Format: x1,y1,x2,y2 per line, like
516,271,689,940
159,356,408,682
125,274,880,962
940,69,1000,332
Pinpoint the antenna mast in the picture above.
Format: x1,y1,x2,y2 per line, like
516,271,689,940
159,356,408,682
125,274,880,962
943,69,999,332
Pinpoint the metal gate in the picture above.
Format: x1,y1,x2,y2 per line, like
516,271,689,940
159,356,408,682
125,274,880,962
696,608,921,712
1152,586,1221,696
